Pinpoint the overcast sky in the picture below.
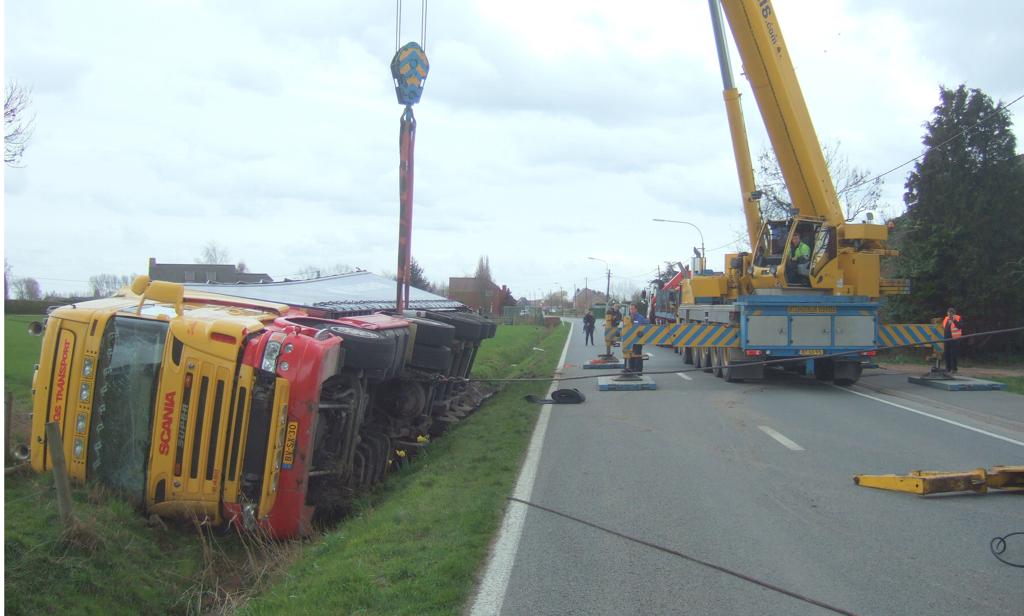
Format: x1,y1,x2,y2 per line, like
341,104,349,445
4,0,1022,300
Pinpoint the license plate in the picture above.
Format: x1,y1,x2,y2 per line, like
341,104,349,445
798,349,824,356
282,421,299,469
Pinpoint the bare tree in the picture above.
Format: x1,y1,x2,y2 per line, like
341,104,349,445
756,140,884,222
4,260,11,300
89,273,133,297
5,81,34,167
473,256,493,285
196,241,231,264
12,277,42,300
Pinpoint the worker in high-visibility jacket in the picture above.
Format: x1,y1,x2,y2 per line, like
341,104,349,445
942,307,963,373
786,233,811,285
623,304,648,373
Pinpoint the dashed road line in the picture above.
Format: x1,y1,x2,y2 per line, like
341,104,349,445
676,372,693,381
758,425,805,451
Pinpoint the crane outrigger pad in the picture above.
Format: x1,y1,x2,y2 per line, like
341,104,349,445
597,375,656,391
908,375,1007,391
853,466,1024,495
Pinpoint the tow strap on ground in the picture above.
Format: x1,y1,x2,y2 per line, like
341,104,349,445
524,389,587,405
853,465,1024,495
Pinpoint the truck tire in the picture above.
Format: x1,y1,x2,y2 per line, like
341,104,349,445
425,312,483,341
409,345,453,372
713,348,724,378
326,325,396,377
404,317,456,348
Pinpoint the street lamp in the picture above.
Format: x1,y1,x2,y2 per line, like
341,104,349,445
587,256,611,304
652,218,706,273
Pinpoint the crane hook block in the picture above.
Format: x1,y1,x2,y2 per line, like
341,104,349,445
391,42,429,106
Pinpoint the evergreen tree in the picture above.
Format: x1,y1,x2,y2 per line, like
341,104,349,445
888,85,1024,348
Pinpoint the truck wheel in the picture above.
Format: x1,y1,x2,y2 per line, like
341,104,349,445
713,349,724,378
404,317,456,348
683,347,693,365
327,325,397,377
702,348,713,373
814,358,834,382
425,312,483,341
832,360,862,386
409,345,453,372
722,350,744,382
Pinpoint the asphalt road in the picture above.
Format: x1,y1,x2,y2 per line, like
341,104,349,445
472,319,1024,616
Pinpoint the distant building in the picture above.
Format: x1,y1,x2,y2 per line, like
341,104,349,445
148,258,273,284
448,277,515,316
574,288,607,311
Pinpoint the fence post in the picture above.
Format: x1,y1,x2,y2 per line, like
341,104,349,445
44,421,75,527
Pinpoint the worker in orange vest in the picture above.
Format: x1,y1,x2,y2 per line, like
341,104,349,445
942,307,963,373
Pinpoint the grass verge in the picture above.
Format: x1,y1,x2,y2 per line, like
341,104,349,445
3,321,569,615
241,323,570,615
978,376,1024,395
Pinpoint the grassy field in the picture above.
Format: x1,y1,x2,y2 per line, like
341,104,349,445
5,314,44,443
4,320,569,615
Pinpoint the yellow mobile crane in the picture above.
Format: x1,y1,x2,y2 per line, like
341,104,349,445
621,0,941,385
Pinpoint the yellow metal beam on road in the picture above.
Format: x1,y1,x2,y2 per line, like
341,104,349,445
620,323,739,348
853,466,1024,495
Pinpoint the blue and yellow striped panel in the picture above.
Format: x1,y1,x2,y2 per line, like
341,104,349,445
621,323,739,348
878,324,944,352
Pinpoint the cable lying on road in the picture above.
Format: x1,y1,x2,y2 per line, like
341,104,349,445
419,325,1024,385
990,532,1024,568
507,496,859,616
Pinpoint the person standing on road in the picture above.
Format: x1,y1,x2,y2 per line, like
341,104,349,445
942,307,963,373
602,303,623,357
583,310,596,346
624,304,649,373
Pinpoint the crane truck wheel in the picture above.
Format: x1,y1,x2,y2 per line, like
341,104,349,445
713,349,724,378
326,325,398,379
702,348,713,373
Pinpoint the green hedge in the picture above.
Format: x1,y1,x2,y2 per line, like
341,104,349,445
4,298,91,314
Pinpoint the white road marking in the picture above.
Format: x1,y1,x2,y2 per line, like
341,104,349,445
676,372,693,381
758,425,805,451
836,386,1024,448
469,322,574,615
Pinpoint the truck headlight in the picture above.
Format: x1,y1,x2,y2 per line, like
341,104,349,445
83,358,94,377
80,382,91,401
260,333,287,373
73,438,85,459
76,413,87,433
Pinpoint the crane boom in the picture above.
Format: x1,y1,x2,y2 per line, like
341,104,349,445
708,0,762,252
718,0,844,226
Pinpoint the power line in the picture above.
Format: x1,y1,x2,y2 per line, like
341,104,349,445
838,92,1024,195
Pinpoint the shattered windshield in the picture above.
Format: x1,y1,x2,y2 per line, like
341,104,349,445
88,316,168,499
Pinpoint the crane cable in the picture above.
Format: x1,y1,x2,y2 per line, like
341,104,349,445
395,0,429,52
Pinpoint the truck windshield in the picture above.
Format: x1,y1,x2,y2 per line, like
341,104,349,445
87,316,169,500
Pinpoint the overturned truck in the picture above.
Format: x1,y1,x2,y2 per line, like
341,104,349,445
28,272,495,538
